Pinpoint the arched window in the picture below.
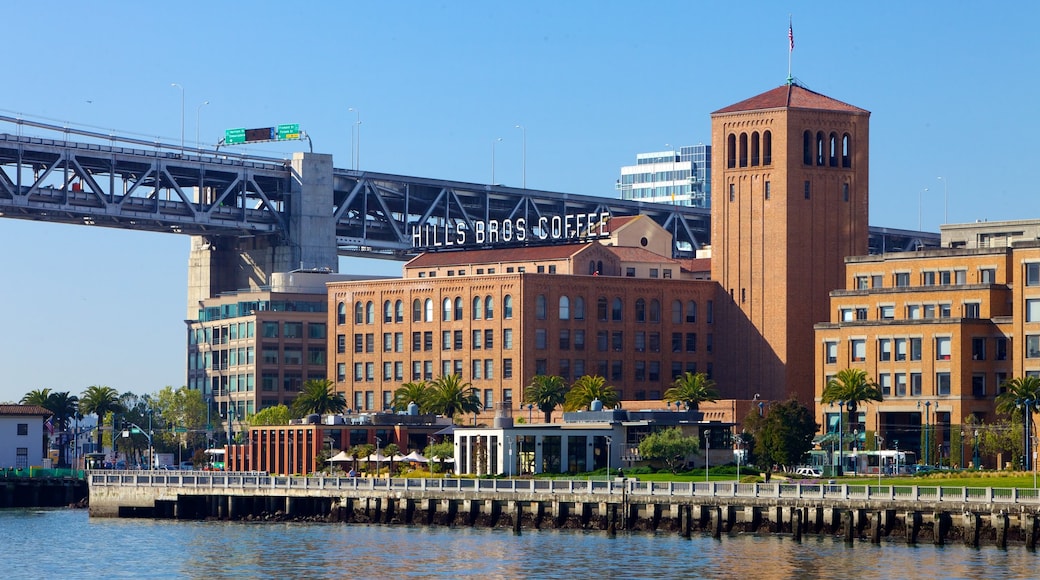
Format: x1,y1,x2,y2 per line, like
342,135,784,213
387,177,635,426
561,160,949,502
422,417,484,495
366,301,375,324
727,134,737,168
803,131,812,165
473,296,483,320
829,133,839,167
751,132,760,166
672,300,683,324
504,295,514,319
574,297,586,320
454,297,463,321
596,260,603,275
763,130,772,165
649,299,661,323
612,298,623,322
559,296,570,320
686,301,697,323
412,299,422,322
424,299,434,322
355,301,364,324
383,300,393,323
635,298,646,322
442,298,452,322
842,134,851,168
739,133,749,167
816,132,825,166
597,297,608,321
589,261,597,275
337,302,347,325
485,296,494,319
395,300,404,322
536,295,547,320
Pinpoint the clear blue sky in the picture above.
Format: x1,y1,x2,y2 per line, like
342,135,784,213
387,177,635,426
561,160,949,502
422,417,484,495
1,1,1037,403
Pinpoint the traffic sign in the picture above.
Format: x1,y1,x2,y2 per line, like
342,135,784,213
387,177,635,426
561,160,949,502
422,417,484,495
225,128,246,144
131,427,143,434
276,123,300,140
174,427,188,433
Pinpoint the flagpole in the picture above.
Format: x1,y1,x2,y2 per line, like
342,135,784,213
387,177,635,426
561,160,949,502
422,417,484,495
787,16,794,85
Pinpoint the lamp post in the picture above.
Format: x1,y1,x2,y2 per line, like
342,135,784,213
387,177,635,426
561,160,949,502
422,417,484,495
349,107,361,171
1023,399,1034,471
514,124,526,189
195,100,209,150
527,404,533,423
917,400,931,466
704,429,711,482
170,83,184,154
838,401,845,476
491,137,503,185
605,435,612,483
853,428,859,474
375,436,382,477
973,429,980,469
937,176,948,225
876,433,883,486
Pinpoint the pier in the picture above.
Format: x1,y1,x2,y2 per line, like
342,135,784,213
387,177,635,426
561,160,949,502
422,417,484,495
88,472,1040,548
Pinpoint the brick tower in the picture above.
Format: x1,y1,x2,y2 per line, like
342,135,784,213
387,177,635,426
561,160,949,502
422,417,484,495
710,83,870,404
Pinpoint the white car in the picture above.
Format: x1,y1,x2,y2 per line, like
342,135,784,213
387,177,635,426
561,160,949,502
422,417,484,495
795,467,822,478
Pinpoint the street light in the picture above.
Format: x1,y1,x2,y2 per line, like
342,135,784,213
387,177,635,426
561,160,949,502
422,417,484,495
375,436,382,477
605,435,612,483
917,400,932,466
876,433,883,486
936,176,948,225
514,124,526,189
973,429,980,469
491,137,503,184
170,83,184,154
704,429,711,482
527,403,533,423
349,107,361,171
195,100,209,150
838,401,845,476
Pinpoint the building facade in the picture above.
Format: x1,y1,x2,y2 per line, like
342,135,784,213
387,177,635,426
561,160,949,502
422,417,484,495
815,227,1040,467
617,144,711,207
711,84,871,403
0,405,50,469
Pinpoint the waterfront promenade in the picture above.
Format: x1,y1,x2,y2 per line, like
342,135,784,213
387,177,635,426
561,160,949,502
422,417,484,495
88,471,1040,548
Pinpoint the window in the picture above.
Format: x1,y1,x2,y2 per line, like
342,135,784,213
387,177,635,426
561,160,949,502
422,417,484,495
880,305,894,320
442,298,452,321
850,339,866,362
395,300,404,322
559,329,571,350
395,332,404,352
337,334,346,354
472,360,483,380
878,338,891,362
980,268,996,284
597,297,608,321
634,331,646,352
354,334,364,353
922,271,936,286
473,296,483,320
454,330,463,350
412,332,421,352
574,330,585,351
559,296,570,320
871,275,883,288
355,301,365,324
17,423,28,436
686,333,697,352
384,300,393,323
855,276,869,290
895,272,910,287
366,333,375,353
1028,263,1040,286
635,299,646,322
442,331,451,350
936,337,951,360
895,338,907,361
764,181,771,199
910,372,922,396
855,307,867,321
574,297,585,320
825,341,837,364
485,329,494,349
535,329,546,350
895,373,907,397
686,301,697,323
612,298,623,321
937,372,951,396
996,337,1008,360
972,374,986,397
910,338,922,361
940,304,951,318
612,331,624,352
923,304,935,319
503,358,513,379
423,331,433,351
412,299,422,322
536,295,547,320
907,305,921,320
424,299,434,322
672,300,683,323
1029,299,1040,322
649,268,659,279
625,267,636,277
972,337,986,360
337,302,347,325
473,329,484,350
879,373,891,396
485,296,494,319
503,328,513,349
1028,335,1040,358
455,297,464,320
965,302,980,318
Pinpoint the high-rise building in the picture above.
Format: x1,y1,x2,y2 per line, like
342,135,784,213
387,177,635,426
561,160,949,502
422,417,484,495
617,144,711,207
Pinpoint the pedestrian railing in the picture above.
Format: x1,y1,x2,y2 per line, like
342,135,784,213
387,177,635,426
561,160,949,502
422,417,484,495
87,473,1040,506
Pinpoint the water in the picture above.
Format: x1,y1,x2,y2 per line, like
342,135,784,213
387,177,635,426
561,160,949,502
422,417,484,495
2,508,1037,579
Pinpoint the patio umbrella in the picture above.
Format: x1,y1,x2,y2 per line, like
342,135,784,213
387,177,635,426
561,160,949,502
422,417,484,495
364,450,390,463
403,451,429,463
328,450,355,463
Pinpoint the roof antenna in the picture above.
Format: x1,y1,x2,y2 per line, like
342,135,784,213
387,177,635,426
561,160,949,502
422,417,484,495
787,15,795,85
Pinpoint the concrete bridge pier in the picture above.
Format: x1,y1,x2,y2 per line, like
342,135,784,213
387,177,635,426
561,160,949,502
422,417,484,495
962,512,980,547
994,512,1010,549
711,506,723,539
934,511,951,546
869,511,882,544
792,508,803,542
1024,512,1038,549
906,511,921,545
513,501,522,535
843,510,855,544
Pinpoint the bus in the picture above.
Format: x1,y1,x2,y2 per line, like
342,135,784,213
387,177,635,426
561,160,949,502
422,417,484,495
849,450,917,475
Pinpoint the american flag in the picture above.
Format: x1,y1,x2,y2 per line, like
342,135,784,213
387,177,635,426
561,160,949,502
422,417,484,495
44,417,54,435
788,22,794,52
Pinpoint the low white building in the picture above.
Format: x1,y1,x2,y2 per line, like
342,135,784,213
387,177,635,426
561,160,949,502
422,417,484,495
0,404,51,470
453,406,733,476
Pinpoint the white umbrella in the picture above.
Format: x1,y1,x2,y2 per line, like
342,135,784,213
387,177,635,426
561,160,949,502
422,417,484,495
403,451,429,463
328,450,355,463
364,450,390,463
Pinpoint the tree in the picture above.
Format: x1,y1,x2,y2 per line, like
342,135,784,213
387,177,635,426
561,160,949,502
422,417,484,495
392,381,432,413
820,368,883,431
20,388,52,407
79,385,123,457
383,443,401,475
995,375,1040,467
663,372,719,411
523,375,568,423
425,441,454,474
291,379,346,418
154,386,207,456
638,427,700,473
564,375,619,412
427,374,481,420
744,398,818,471
349,443,375,474
45,391,79,466
249,405,291,426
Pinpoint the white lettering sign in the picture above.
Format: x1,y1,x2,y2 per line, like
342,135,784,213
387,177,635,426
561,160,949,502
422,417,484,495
411,212,609,249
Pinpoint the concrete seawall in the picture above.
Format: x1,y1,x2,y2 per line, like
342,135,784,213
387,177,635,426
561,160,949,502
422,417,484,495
88,472,1040,548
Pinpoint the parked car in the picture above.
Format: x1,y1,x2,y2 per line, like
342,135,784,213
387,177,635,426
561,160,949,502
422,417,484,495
795,467,823,478
179,461,194,471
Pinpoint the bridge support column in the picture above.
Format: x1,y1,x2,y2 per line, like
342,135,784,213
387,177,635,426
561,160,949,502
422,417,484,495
870,511,882,544
934,511,951,546
843,510,855,544
906,511,921,545
792,508,803,542
1025,512,1038,550
513,501,522,535
994,512,1009,549
963,512,980,548
711,506,722,539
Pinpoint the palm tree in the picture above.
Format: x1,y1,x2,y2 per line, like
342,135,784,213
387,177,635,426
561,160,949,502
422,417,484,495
392,381,432,413
820,368,883,431
523,375,568,423
46,391,80,467
564,375,619,412
20,388,52,407
995,376,1040,417
79,385,123,458
663,372,719,412
291,379,347,417
427,374,482,420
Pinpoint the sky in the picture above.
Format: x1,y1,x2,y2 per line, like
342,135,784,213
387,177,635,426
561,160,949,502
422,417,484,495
1,1,1038,403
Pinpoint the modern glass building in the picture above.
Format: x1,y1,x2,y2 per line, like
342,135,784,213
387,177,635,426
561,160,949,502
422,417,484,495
616,144,711,208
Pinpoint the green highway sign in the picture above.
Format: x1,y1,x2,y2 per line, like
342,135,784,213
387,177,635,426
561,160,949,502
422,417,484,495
277,123,300,140
225,128,246,144
131,427,143,434
174,427,188,433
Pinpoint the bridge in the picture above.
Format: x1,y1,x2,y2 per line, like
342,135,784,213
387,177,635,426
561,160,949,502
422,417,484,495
0,115,939,312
